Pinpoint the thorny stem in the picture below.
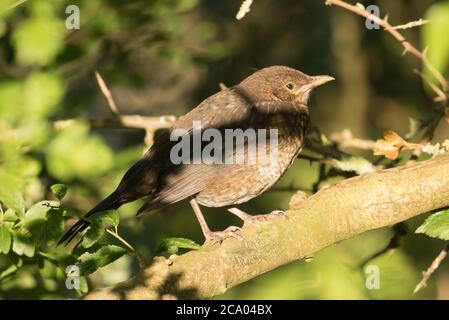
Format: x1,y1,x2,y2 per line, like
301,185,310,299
325,0,449,94
414,243,449,294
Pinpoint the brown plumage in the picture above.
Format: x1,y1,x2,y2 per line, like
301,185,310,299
59,66,333,245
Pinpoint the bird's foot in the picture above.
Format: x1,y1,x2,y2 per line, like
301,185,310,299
204,226,243,243
228,207,286,227
242,210,286,226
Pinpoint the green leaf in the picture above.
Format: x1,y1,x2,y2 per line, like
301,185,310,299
23,72,65,119
416,210,449,240
0,225,12,254
3,209,18,222
0,169,25,216
40,251,77,268
157,237,201,254
46,122,114,182
46,208,65,243
93,210,120,228
78,277,89,294
38,258,58,279
12,17,66,66
24,200,58,239
11,231,35,257
0,81,24,122
77,245,127,276
423,1,449,77
0,255,22,281
80,221,105,249
50,183,67,201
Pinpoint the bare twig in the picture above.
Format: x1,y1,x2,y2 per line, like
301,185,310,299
414,244,449,294
4,0,28,11
325,0,449,95
106,228,146,269
392,19,430,30
53,115,177,132
54,72,178,147
236,0,253,20
219,82,228,91
95,71,120,115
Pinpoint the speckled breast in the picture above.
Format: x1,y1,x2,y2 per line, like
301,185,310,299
196,110,309,207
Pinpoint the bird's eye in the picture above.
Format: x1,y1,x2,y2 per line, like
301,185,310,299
286,83,295,90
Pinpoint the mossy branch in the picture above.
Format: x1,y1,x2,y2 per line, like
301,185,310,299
83,154,449,300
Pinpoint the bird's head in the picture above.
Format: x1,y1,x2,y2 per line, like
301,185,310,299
237,66,334,106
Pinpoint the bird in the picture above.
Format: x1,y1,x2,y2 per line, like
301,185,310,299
58,66,334,245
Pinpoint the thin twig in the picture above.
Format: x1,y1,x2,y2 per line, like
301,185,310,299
95,71,120,115
54,115,176,131
413,244,449,294
5,0,28,11
325,0,449,95
392,19,429,30
106,228,146,269
236,0,253,20
413,69,447,102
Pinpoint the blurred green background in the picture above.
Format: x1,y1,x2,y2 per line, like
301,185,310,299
1,0,449,299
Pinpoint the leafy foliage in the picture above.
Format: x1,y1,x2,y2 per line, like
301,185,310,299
157,237,201,254
423,1,449,77
416,210,449,240
50,184,67,201
77,245,127,276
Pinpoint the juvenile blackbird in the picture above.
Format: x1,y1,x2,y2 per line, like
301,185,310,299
59,66,333,245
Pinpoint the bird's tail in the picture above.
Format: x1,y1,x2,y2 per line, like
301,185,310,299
57,191,123,246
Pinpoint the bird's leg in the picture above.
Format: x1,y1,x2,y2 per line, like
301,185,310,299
227,207,286,227
189,198,243,243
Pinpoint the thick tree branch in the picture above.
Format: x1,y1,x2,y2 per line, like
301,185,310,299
83,154,449,300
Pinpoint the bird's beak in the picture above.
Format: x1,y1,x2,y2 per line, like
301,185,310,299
294,75,334,102
308,75,335,89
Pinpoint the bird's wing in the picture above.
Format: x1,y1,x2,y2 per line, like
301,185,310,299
137,94,303,214
135,88,254,213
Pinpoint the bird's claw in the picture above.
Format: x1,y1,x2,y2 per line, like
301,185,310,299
243,210,286,226
204,226,243,243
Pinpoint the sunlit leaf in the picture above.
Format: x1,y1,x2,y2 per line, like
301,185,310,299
0,169,25,216
50,184,67,201
24,200,58,239
40,251,77,268
423,1,449,77
46,122,114,181
3,209,18,222
157,237,201,254
23,72,65,118
0,255,22,281
11,231,35,257
0,81,24,122
12,17,66,66
0,225,12,254
416,210,449,240
77,245,127,276
93,210,120,228
81,221,105,249
46,208,65,243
